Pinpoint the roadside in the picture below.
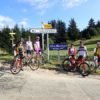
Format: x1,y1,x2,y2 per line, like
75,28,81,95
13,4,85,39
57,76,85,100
0,60,100,80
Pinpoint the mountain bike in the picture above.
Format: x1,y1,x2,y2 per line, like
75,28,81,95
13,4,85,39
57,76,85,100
62,55,90,76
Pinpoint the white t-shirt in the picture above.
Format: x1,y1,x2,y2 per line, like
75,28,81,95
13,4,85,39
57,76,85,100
26,41,33,50
78,46,87,57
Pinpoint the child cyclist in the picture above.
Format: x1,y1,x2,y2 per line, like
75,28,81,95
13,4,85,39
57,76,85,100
94,42,100,66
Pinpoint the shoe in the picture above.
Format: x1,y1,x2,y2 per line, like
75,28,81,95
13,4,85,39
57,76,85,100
20,68,23,71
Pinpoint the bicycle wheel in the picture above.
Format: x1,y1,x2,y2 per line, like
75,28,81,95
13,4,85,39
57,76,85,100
89,61,96,72
62,58,70,71
93,58,100,72
10,59,21,74
79,62,90,76
29,58,39,70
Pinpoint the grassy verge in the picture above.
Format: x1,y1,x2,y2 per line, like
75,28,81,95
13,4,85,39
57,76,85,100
0,54,13,61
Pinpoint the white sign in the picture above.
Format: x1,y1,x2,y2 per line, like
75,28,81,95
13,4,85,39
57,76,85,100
30,28,57,34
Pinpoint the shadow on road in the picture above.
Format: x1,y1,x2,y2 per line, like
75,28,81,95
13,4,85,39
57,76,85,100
0,61,11,77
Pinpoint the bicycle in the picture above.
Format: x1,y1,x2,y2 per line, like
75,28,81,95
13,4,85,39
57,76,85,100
89,56,100,73
10,54,39,74
62,55,90,76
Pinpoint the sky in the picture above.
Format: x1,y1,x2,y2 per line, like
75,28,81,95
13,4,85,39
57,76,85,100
0,0,100,30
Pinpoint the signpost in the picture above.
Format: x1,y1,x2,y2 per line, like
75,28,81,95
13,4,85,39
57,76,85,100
30,28,57,34
49,44,67,50
9,31,16,47
30,28,57,61
43,24,52,29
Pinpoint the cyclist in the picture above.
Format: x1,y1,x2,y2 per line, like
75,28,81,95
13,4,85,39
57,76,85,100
77,41,88,62
26,36,33,58
14,41,25,70
68,43,77,64
94,42,100,65
34,36,41,55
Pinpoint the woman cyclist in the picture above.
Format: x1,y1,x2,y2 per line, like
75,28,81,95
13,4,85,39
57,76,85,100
13,41,25,70
68,43,77,64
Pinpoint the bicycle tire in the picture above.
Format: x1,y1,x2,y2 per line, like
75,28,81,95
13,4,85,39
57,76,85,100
93,58,100,72
79,62,90,76
62,58,71,71
89,61,96,73
29,58,39,70
10,59,21,74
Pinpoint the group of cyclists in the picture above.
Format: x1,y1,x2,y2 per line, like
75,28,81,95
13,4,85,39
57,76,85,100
13,36,41,70
68,41,100,66
12,35,100,73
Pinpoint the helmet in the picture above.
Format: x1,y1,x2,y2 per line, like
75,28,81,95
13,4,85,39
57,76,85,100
36,36,40,39
97,42,100,45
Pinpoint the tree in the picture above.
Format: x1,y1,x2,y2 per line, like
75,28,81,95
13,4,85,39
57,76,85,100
48,20,67,43
81,29,91,39
13,24,21,43
87,18,97,36
95,21,100,35
67,18,79,41
56,20,67,43
96,21,100,28
0,27,12,53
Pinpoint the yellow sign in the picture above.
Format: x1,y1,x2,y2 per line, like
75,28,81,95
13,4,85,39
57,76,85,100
9,32,16,35
43,24,52,29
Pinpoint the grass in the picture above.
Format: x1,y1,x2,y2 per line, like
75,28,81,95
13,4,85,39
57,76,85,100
0,54,13,61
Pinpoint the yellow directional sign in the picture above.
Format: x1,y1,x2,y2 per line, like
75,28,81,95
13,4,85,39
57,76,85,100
43,24,52,29
9,32,16,35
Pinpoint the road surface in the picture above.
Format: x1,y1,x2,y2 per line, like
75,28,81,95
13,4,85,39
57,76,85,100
0,63,100,100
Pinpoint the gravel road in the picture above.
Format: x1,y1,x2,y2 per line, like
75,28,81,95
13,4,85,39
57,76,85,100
0,63,100,100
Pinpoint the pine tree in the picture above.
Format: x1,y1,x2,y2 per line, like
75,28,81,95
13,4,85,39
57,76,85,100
67,18,79,41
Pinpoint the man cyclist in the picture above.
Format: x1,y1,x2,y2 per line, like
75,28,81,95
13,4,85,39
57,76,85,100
94,42,100,66
77,41,88,61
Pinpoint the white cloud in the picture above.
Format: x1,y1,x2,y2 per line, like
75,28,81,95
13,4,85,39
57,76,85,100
18,0,56,15
62,0,88,8
18,18,28,27
17,0,88,14
0,15,15,28
0,15,29,28
22,9,28,13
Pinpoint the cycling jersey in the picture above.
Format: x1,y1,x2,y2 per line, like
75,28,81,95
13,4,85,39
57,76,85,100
78,46,87,57
68,47,76,56
96,47,100,57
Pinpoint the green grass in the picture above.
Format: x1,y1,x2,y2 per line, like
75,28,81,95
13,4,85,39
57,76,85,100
0,54,13,61
0,36,100,63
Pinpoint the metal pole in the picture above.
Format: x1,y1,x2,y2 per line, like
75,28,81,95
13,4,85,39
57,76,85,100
47,33,49,61
42,33,44,51
58,50,60,63
41,22,44,51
